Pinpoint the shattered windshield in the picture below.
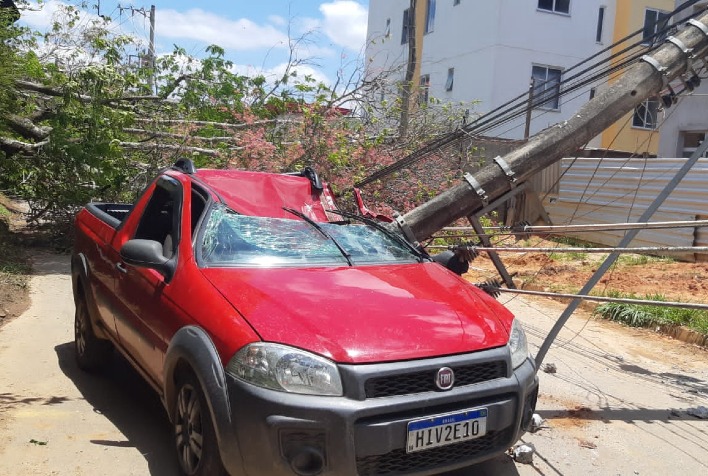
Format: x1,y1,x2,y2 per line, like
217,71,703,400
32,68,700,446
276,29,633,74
200,205,419,267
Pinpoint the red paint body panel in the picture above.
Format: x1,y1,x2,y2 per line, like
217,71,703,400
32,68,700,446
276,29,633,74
195,169,331,220
201,262,513,363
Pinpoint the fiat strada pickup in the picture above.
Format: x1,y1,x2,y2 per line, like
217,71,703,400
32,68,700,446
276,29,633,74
71,159,538,476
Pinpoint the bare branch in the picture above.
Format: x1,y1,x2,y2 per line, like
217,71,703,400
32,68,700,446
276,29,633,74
123,128,239,142
6,115,52,140
0,137,50,155
15,80,160,104
132,118,299,129
118,141,242,156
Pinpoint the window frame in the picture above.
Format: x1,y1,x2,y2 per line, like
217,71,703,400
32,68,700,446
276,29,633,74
425,0,436,34
401,8,410,45
680,131,708,158
642,8,671,46
445,68,455,92
596,6,605,43
632,97,660,130
531,65,562,111
419,74,430,105
537,0,570,15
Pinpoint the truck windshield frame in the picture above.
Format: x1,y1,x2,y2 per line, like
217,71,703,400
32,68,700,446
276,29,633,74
199,204,420,268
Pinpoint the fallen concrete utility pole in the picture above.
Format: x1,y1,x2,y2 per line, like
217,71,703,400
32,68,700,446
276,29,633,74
400,12,708,241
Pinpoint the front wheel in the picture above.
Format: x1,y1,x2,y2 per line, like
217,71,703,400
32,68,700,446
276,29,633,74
174,371,226,476
74,295,112,371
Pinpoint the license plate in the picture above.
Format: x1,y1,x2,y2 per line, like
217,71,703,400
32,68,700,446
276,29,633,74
406,408,488,453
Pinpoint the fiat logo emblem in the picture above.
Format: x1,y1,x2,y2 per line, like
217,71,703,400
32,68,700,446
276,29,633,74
435,367,455,390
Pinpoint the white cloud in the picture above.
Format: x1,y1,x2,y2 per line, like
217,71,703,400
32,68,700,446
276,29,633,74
232,62,331,89
156,9,289,51
21,1,71,30
268,15,287,27
319,1,368,51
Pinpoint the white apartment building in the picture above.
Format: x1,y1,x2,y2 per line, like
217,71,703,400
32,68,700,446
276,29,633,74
365,0,616,141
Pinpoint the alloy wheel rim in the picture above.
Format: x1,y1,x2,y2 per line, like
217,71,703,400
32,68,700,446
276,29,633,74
75,303,87,356
175,384,204,474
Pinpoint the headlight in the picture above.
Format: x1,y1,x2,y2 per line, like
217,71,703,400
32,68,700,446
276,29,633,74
226,343,343,396
508,319,530,369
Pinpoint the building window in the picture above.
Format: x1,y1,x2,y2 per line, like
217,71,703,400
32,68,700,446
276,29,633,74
680,132,708,157
596,6,605,42
445,68,454,92
632,98,660,129
401,8,410,44
419,74,430,104
538,0,570,14
385,18,391,39
642,9,671,45
425,0,436,34
589,87,596,100
532,65,562,110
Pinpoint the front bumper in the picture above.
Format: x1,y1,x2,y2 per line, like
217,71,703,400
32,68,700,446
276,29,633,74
218,346,538,476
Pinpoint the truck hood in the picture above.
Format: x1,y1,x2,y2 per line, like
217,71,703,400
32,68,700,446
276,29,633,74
201,263,513,364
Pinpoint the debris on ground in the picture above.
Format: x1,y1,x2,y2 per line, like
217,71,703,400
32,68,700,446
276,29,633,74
687,406,708,419
530,413,545,433
578,439,597,449
510,443,535,464
542,363,557,374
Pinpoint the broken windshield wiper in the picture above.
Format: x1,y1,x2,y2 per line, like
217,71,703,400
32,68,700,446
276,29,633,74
327,209,427,262
282,207,353,266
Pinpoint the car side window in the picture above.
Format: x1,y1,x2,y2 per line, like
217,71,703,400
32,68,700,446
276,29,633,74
134,177,183,259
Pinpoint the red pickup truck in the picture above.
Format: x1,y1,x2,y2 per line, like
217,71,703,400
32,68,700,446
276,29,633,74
72,159,538,476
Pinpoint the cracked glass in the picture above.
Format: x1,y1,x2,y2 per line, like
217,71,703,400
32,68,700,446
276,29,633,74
200,205,418,267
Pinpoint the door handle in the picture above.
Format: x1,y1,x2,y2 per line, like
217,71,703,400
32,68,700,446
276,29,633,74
115,262,128,274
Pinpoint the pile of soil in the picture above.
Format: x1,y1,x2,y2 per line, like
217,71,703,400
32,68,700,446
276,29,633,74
465,238,708,305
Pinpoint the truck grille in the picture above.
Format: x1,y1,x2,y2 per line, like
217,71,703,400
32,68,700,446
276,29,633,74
364,361,507,398
356,428,511,476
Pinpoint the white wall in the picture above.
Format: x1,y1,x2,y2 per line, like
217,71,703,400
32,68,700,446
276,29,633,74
365,0,615,139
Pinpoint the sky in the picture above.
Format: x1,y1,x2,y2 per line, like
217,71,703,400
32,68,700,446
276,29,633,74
19,0,370,89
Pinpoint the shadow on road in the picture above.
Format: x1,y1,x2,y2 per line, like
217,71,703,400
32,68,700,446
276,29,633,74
55,342,178,476
440,453,523,476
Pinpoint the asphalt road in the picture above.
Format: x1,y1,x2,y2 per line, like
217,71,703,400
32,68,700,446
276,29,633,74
0,253,706,475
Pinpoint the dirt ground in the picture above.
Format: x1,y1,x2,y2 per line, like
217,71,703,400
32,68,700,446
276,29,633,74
0,196,32,329
464,241,708,305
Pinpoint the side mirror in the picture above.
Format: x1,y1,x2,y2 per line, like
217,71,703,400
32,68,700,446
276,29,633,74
120,239,176,281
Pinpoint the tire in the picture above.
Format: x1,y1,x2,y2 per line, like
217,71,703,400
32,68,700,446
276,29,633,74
74,294,112,371
174,370,227,476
